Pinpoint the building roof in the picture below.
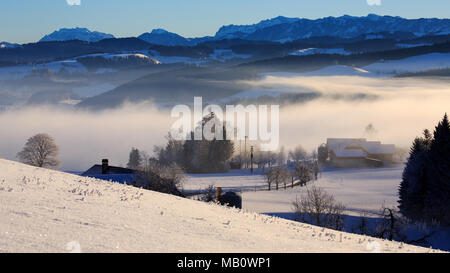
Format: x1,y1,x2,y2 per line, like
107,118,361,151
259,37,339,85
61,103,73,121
81,165,137,176
327,138,395,158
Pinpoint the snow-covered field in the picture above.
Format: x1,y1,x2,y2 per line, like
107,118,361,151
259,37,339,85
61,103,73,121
185,169,267,193
0,158,437,253
241,167,403,218
186,166,403,217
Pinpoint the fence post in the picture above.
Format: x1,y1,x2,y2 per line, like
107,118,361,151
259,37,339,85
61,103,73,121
216,187,222,203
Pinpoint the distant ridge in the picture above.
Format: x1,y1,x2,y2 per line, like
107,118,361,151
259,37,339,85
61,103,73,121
36,15,450,46
39,27,115,42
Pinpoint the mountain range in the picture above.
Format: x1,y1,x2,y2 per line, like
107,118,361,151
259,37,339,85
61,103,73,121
39,27,115,43
0,41,21,49
32,14,450,46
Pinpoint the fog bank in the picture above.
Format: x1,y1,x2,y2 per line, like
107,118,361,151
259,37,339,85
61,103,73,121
0,75,449,171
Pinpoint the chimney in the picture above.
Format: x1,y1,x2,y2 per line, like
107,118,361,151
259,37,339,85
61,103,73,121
102,159,109,174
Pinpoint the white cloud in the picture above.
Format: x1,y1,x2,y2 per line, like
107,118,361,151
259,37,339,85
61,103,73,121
66,0,81,6
366,0,382,6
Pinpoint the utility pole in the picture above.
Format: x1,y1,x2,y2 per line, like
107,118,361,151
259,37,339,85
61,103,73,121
250,146,254,174
244,136,248,169
239,139,242,168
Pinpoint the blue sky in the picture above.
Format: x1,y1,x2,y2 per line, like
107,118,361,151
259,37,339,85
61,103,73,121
1,0,449,43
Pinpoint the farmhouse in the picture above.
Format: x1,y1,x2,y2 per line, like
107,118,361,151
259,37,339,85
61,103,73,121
81,159,138,185
326,138,395,168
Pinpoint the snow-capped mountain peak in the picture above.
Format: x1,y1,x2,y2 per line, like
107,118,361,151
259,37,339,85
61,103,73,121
39,27,115,43
138,29,191,46
0,41,22,49
215,14,450,41
151,28,170,34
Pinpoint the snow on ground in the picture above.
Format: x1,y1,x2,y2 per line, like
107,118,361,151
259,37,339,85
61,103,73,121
261,67,370,78
185,169,267,193
289,48,351,56
209,50,252,62
292,66,371,77
395,43,432,49
76,52,160,64
241,166,404,218
148,50,207,65
186,166,403,217
266,53,450,78
0,158,436,253
363,53,450,75
0,60,87,80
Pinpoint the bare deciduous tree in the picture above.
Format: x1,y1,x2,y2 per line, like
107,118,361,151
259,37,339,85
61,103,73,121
197,185,217,203
293,162,313,186
137,159,185,196
264,166,290,190
17,133,60,168
292,186,346,231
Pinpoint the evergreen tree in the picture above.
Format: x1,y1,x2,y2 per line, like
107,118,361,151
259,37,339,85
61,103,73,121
426,114,450,224
127,147,142,170
398,132,430,221
399,114,450,226
157,133,185,167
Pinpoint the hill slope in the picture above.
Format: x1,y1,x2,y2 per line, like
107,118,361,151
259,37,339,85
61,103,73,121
0,159,438,253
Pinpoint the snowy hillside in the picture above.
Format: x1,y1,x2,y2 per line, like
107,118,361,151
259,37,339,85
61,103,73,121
289,48,351,56
0,158,438,253
262,53,450,78
363,53,450,75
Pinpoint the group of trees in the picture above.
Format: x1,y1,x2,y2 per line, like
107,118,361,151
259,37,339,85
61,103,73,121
398,114,450,226
135,158,186,196
155,113,234,174
264,160,318,191
126,113,235,175
292,186,346,231
236,144,319,171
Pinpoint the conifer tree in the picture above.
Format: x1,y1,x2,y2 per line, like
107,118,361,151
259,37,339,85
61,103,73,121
426,114,450,224
127,147,142,170
399,114,450,225
398,132,430,221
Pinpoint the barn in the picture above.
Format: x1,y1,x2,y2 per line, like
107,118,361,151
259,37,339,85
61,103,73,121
326,138,396,168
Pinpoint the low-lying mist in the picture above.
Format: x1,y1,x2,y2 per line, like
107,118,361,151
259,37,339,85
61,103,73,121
0,75,448,171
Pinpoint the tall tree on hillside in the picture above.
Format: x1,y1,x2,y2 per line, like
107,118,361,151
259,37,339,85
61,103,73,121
17,133,60,168
155,133,185,167
398,130,431,221
127,147,143,170
426,114,450,224
399,114,450,226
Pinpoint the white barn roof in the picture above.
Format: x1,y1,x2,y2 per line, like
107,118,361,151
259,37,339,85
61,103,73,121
327,138,395,158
